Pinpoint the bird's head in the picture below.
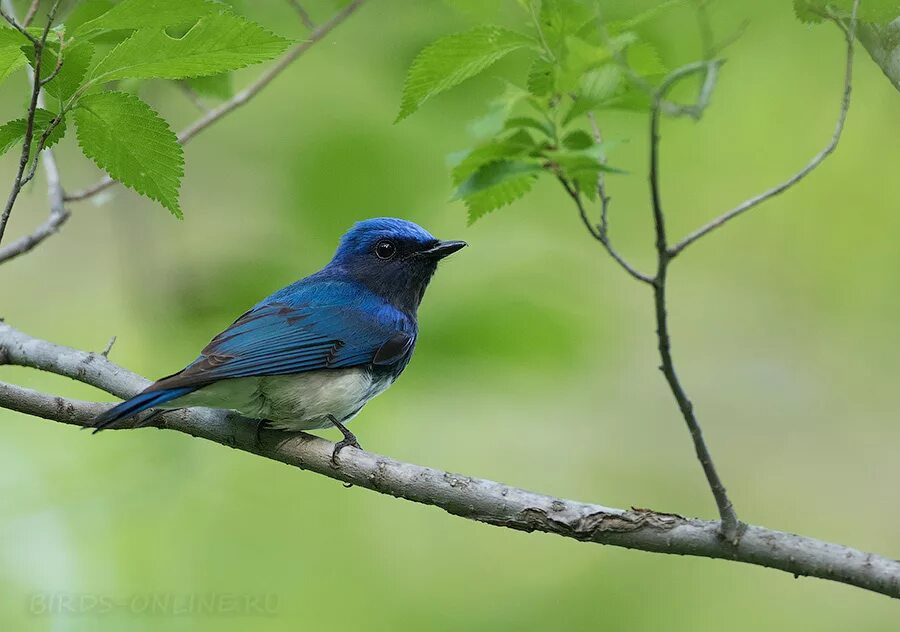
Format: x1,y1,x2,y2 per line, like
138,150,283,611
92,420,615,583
329,218,466,315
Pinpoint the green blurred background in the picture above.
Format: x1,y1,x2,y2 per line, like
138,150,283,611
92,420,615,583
1,0,899,629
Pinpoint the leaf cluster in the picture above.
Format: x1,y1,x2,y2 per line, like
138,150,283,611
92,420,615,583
0,0,292,216
396,0,680,223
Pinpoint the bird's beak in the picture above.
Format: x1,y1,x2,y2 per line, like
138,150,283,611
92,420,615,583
419,240,467,260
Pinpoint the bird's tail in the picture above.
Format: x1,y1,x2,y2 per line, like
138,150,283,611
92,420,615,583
92,386,196,433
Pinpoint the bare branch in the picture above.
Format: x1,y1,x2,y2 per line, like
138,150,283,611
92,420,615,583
286,0,316,30
669,0,859,258
0,5,39,45
100,335,117,358
178,82,210,113
558,175,654,285
39,32,65,87
22,0,39,28
64,0,368,203
649,61,742,541
0,321,898,598
0,0,68,266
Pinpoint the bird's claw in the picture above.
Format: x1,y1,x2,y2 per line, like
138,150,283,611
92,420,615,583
330,436,361,466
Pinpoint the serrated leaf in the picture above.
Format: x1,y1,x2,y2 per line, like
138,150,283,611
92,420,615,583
396,26,534,122
609,0,688,33
0,45,27,85
627,41,667,76
466,82,529,139
792,0,826,23
451,129,537,184
89,11,292,82
0,109,67,156
30,41,94,104
65,0,116,33
0,25,28,48
504,116,553,138
527,56,554,96
454,160,541,223
562,130,594,150
580,64,624,100
562,66,625,125
75,0,218,36
539,0,597,55
74,91,184,216
185,72,232,99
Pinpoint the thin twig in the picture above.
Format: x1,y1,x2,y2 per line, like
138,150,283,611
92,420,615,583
558,176,654,285
648,61,742,541
669,0,859,258
585,112,612,234
178,82,210,113
0,0,69,266
286,0,316,30
22,0,39,27
0,0,61,247
695,0,714,60
0,5,38,45
100,335,117,358
1,321,898,598
64,0,368,203
39,32,65,87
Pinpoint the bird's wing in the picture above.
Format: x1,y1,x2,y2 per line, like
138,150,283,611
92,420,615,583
147,293,415,392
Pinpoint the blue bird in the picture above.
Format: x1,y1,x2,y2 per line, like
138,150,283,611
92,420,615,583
92,218,466,459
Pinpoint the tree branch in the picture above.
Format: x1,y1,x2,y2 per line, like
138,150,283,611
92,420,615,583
0,0,69,266
0,0,62,247
649,62,741,541
557,175,654,285
669,1,859,257
63,0,368,204
0,321,898,598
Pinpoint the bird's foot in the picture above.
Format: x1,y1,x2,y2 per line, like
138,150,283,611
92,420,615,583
328,415,362,471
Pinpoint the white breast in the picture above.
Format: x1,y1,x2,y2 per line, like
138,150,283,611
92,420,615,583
170,368,395,431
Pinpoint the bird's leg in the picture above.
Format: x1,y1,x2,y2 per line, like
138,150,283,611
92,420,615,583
328,414,362,467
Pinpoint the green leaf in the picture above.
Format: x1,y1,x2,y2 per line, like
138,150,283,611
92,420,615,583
504,116,553,138
0,109,67,156
89,11,292,82
451,129,537,184
609,0,688,33
526,56,554,96
185,72,232,99
73,91,184,217
626,41,667,76
0,45,27,86
538,0,597,56
792,0,825,23
454,160,541,223
65,0,116,33
0,25,28,48
466,82,529,139
396,26,534,122
75,0,218,36
547,145,621,202
33,42,95,104
563,65,625,125
562,130,593,150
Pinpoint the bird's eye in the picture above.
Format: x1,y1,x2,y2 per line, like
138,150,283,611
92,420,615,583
374,240,397,260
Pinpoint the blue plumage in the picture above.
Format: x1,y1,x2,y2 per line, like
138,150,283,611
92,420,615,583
93,218,465,453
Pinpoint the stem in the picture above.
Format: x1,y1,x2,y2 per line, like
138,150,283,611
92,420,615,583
649,66,742,542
